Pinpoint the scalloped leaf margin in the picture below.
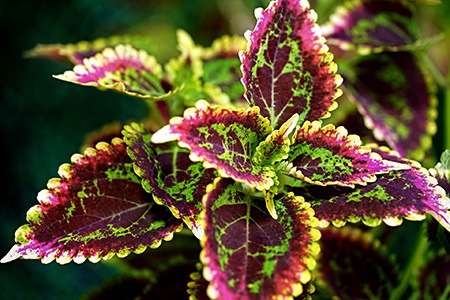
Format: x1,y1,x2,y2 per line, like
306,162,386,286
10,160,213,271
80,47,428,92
285,120,408,187
123,122,217,239
322,0,419,53
201,178,321,299
1,139,182,264
54,44,169,99
151,100,274,191
241,0,342,129
293,146,450,230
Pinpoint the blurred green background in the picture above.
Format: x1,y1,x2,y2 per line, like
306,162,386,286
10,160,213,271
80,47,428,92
1,0,448,299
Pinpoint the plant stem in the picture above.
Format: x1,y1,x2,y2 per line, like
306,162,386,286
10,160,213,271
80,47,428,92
439,285,450,300
389,222,428,300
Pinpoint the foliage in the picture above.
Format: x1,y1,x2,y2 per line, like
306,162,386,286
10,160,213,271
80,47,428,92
3,0,450,299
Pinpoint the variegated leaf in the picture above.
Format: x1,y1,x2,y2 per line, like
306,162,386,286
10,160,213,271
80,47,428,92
292,147,450,230
430,149,450,196
123,123,216,238
1,139,182,264
164,30,223,108
54,44,169,99
415,253,450,300
427,218,450,258
151,100,275,191
165,30,203,86
344,51,437,161
25,35,156,65
322,0,419,53
285,120,407,187
82,121,124,150
241,0,342,129
331,103,384,146
201,35,247,104
317,226,399,299
152,30,234,108
85,233,202,299
201,178,320,299
253,113,298,166
187,263,210,300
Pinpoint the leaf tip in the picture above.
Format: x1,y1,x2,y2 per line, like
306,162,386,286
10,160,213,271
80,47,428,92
151,123,178,144
1,245,22,264
265,193,279,220
429,196,450,232
192,225,205,240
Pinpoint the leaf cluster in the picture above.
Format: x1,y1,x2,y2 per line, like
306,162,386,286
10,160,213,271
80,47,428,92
2,0,450,299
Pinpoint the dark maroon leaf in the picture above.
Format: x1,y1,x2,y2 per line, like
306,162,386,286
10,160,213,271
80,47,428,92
317,226,399,299
292,147,450,229
322,0,418,52
344,51,437,160
152,101,275,191
241,0,342,129
286,120,406,187
1,139,182,264
201,178,320,299
123,122,217,238
416,253,450,300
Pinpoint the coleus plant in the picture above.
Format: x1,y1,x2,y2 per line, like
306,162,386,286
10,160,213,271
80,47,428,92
3,0,450,299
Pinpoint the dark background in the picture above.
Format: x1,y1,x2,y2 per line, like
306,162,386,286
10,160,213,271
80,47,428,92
1,0,448,299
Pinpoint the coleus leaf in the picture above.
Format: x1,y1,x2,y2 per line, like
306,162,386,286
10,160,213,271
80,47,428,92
241,0,342,129
415,253,450,300
123,122,217,239
201,35,247,104
157,30,234,108
331,103,383,146
426,218,450,256
201,178,321,299
317,226,400,299
343,51,437,161
151,100,275,191
82,121,124,150
165,30,203,86
188,263,210,300
92,233,202,300
370,146,450,230
1,139,182,264
54,44,169,100
322,0,419,53
25,35,156,65
430,149,450,196
292,146,450,229
118,231,201,272
84,274,153,300
253,114,300,219
253,113,298,167
164,30,227,108
284,120,407,187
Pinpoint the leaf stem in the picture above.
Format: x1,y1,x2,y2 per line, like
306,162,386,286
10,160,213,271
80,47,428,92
389,222,428,300
423,48,447,88
146,100,166,128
